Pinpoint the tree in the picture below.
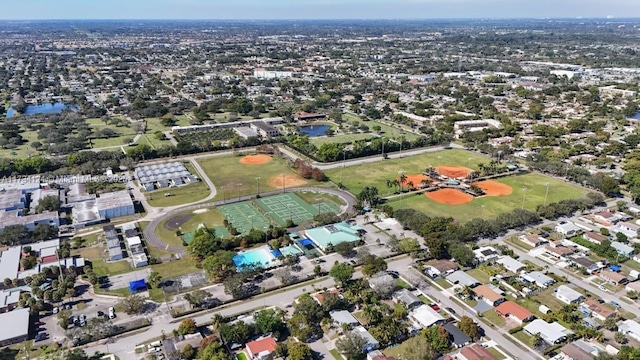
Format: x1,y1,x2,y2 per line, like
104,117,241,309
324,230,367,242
615,331,628,344
368,272,397,298
448,244,475,267
0,225,29,245
531,332,546,350
118,294,146,315
254,309,285,336
458,316,480,340
287,342,313,360
396,335,438,360
35,195,60,213
201,250,235,280
335,332,366,360
223,273,253,299
178,318,197,335
397,238,420,254
287,314,321,342
362,256,387,277
334,242,357,258
184,289,211,308
292,294,324,323
181,344,196,360
187,228,220,261
65,349,89,360
330,262,354,287
423,325,451,354
147,271,162,289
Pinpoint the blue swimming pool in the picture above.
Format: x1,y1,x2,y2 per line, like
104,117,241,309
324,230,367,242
298,125,330,137
233,246,277,270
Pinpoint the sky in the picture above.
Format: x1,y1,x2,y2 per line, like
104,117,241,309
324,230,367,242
3,0,640,20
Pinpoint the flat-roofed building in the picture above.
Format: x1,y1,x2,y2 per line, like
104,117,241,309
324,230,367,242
95,191,134,219
250,121,280,138
0,308,29,346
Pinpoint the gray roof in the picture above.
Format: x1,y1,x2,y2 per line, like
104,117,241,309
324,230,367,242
446,270,480,287
611,241,634,254
555,285,584,302
443,323,472,346
108,247,123,258
496,256,525,272
523,271,555,286
393,289,421,307
351,326,378,346
0,246,21,281
135,162,192,184
330,310,360,325
0,308,29,341
524,319,572,344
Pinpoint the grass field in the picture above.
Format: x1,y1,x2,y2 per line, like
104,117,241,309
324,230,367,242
147,181,210,207
87,118,137,148
254,193,338,226
71,246,132,277
326,149,592,222
198,155,324,200
151,258,200,279
156,207,226,246
310,133,374,146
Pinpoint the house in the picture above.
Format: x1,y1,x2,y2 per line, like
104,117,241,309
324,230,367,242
618,221,640,237
599,270,628,286
473,246,499,263
611,241,634,257
556,222,582,237
446,271,480,288
443,323,472,348
330,310,360,327
560,342,595,360
457,343,499,360
246,336,278,360
368,273,395,292
352,326,379,352
579,299,615,321
312,288,342,305
495,301,535,324
366,350,396,360
472,284,505,306
618,319,640,341
303,222,361,251
393,289,422,309
409,305,445,328
569,257,601,274
496,256,525,273
545,245,575,258
518,234,548,248
0,308,29,346
524,319,573,344
425,259,459,277
521,271,556,288
583,231,608,245
625,281,640,294
555,285,584,305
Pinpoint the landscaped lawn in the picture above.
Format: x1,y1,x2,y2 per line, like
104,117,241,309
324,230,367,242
87,117,137,148
147,181,211,207
487,347,507,360
236,353,248,360
507,236,535,250
156,207,226,246
310,132,375,146
467,268,491,284
151,258,201,279
482,309,506,327
511,330,533,347
330,349,343,360
198,154,325,200
435,278,453,289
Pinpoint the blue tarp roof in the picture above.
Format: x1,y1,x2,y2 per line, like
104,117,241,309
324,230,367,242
299,238,314,246
609,265,621,272
129,279,147,292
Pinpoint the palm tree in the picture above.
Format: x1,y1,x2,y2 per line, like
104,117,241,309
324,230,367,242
420,179,430,188
407,181,415,190
385,179,392,195
531,332,546,350
399,174,407,192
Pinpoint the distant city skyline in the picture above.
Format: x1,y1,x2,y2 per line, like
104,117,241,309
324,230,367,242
4,0,640,20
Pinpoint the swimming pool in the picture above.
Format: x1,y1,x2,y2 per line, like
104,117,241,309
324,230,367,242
233,246,278,270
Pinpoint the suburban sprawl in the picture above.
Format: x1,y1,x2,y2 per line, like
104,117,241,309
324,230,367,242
1,17,640,360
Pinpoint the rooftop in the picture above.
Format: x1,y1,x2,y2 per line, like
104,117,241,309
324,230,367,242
0,308,29,342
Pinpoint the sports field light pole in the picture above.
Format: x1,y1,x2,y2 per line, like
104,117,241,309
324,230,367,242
255,177,261,197
316,198,322,215
221,186,226,203
236,183,242,200
544,182,550,206
467,157,472,176
339,150,346,185
481,205,486,218
521,188,528,210
398,170,404,209
249,215,255,229
282,173,286,193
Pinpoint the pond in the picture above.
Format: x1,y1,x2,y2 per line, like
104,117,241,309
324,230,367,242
6,102,79,118
298,124,331,137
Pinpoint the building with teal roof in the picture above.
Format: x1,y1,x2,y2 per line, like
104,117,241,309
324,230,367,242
303,222,362,251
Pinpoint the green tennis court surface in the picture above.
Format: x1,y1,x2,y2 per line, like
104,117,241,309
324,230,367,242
218,202,271,234
255,193,339,226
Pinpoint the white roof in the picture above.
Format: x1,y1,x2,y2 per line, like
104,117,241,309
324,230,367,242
0,246,21,281
523,271,555,286
351,326,378,346
126,236,142,247
410,305,444,328
524,319,572,344
620,319,640,336
611,241,634,254
496,256,525,272
446,270,480,287
0,308,29,341
556,222,581,232
555,285,583,301
330,310,359,325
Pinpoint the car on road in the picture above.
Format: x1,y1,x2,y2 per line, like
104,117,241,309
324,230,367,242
611,301,621,309
445,307,456,315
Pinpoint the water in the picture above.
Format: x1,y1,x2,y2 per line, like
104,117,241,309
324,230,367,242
233,246,277,270
298,124,331,137
6,102,78,118
632,111,640,120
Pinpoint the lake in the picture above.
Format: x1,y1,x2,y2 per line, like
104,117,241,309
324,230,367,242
298,125,330,137
6,102,78,118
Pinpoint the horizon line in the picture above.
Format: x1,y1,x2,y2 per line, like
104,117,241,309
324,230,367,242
0,17,637,21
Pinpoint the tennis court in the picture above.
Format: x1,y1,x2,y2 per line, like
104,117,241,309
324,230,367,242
218,202,271,234
255,193,339,226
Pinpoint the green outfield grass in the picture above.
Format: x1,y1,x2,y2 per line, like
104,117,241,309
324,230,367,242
198,154,324,200
326,149,593,223
146,181,211,207
310,133,375,146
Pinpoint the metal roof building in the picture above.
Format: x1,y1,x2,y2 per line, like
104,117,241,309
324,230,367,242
0,308,29,346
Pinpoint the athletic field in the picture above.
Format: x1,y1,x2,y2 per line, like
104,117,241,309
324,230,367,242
255,193,339,226
218,202,271,234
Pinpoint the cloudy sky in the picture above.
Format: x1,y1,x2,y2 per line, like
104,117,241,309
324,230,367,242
4,0,640,20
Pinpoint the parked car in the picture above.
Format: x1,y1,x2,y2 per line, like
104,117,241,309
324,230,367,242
611,301,621,309
34,333,47,342
445,307,456,315
52,307,59,314
97,310,105,318
430,304,440,311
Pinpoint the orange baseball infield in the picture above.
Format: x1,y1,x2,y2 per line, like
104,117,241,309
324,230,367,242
474,180,513,196
239,154,273,165
425,188,474,205
268,173,308,188
401,174,432,189
435,165,473,178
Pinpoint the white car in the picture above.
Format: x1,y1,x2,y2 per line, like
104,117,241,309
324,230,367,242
108,307,116,319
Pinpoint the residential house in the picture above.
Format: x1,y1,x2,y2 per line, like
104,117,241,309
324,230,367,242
560,342,595,360
473,246,499,263
618,221,640,237
472,284,505,306
555,222,582,237
246,336,278,360
579,299,615,321
425,259,459,277
443,323,472,348
569,257,601,274
368,273,395,292
495,301,535,324
599,270,628,286
392,289,422,309
0,308,29,346
524,319,573,344
496,256,525,273
457,344,499,360
618,319,640,342
545,245,575,259
625,281,640,294
312,288,342,306
330,310,360,327
409,305,445,328
446,271,480,288
591,211,617,226
555,285,584,305
611,241,634,257
521,271,556,288
583,232,608,245
352,326,379,352
518,234,548,248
